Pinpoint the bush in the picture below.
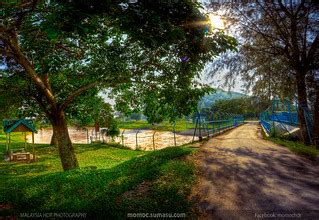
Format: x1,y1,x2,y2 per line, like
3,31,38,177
107,119,120,141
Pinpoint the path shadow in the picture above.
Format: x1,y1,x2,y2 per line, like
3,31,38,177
194,145,319,219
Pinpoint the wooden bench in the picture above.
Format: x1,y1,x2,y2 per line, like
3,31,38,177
10,152,31,162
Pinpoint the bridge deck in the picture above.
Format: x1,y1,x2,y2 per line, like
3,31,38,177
191,123,319,219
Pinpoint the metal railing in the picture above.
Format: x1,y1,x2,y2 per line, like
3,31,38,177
116,129,196,150
258,99,314,141
192,115,245,141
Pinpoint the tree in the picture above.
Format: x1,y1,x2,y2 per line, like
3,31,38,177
208,97,269,118
67,91,111,128
130,113,142,121
106,119,120,141
208,1,319,146
0,1,237,170
110,62,215,124
50,91,113,146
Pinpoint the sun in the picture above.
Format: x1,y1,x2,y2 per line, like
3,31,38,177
208,14,225,30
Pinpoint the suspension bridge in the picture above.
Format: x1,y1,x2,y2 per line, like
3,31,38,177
190,99,319,219
191,110,245,141
260,99,313,143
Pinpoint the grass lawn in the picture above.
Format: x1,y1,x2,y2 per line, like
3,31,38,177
118,120,152,130
266,137,318,161
0,139,197,218
118,119,196,132
118,119,237,132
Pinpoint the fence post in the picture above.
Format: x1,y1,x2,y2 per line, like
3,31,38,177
212,118,215,134
198,115,202,141
218,116,220,134
192,117,198,142
153,131,156,150
32,132,35,161
24,132,27,150
121,130,125,146
185,117,188,129
173,122,177,146
6,133,8,152
272,113,276,137
135,130,139,150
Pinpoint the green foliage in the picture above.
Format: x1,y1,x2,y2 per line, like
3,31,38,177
1,0,237,131
207,97,269,118
118,120,151,130
129,113,142,121
112,83,214,124
107,119,120,140
2,1,237,127
1,1,237,170
0,143,196,217
0,72,27,120
118,119,197,132
68,92,113,128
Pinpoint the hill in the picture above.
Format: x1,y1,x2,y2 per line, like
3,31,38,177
199,89,247,109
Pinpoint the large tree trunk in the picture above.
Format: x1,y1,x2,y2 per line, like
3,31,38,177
50,130,58,146
50,111,79,170
296,72,311,145
313,84,319,149
6,32,81,170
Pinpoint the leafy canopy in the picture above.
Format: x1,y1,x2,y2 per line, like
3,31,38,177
0,0,237,123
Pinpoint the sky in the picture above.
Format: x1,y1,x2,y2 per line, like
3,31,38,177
197,0,247,94
199,66,246,94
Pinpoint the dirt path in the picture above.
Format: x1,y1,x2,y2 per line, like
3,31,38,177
191,123,319,219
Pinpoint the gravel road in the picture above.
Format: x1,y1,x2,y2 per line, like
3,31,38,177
190,123,319,220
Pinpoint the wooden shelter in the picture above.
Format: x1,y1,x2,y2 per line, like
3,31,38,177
3,119,37,162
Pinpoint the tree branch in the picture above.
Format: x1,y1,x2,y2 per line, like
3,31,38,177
59,75,141,112
59,82,100,111
54,43,84,59
4,32,57,108
33,93,52,117
43,73,53,93
0,47,15,58
15,0,40,28
307,35,319,65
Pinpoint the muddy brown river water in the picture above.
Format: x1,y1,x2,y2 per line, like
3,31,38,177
27,127,197,151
